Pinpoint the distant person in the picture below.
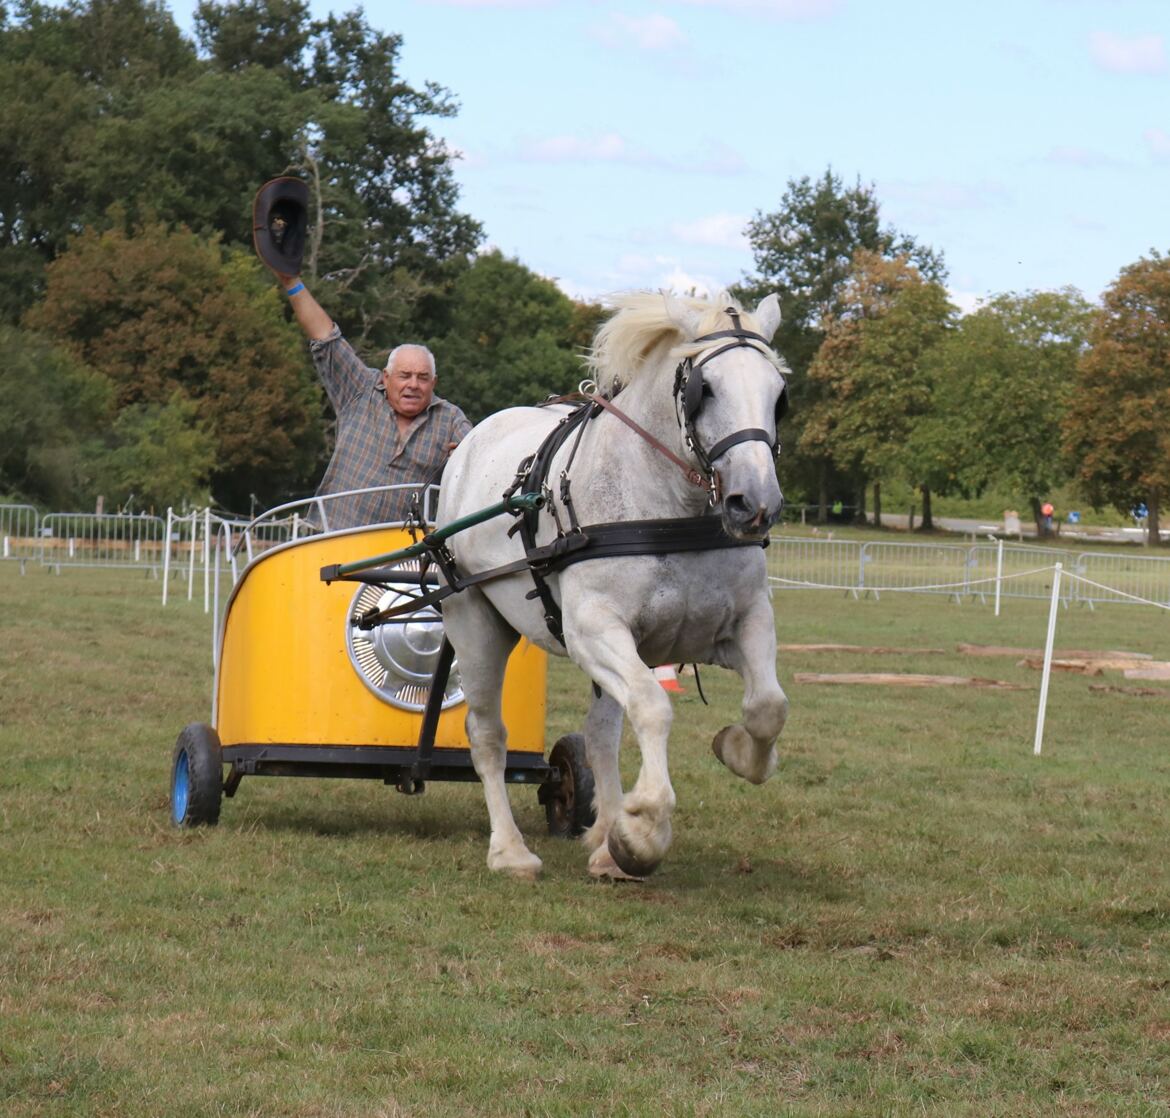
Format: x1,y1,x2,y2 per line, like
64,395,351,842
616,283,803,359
253,178,471,529
1041,501,1055,535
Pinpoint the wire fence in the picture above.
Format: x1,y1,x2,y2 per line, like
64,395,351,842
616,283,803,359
9,499,1170,616
765,536,1170,609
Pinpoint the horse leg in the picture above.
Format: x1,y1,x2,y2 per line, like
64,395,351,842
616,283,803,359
712,602,788,785
578,690,640,879
444,594,541,880
567,618,675,878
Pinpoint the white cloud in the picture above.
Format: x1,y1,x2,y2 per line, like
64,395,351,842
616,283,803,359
520,132,643,163
419,0,550,6
515,132,747,175
669,212,749,249
673,0,839,17
592,13,688,51
1089,31,1166,74
1144,127,1170,159
1043,145,1118,167
947,289,984,317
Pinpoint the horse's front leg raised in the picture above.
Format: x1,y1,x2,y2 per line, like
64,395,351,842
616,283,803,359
567,616,676,878
712,600,788,785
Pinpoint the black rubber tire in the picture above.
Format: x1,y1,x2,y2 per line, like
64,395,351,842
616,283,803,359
543,733,597,838
171,723,223,827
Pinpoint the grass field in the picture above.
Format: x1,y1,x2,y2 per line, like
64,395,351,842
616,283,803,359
3,561,1170,1116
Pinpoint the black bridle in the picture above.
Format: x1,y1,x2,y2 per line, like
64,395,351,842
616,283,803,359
671,309,789,500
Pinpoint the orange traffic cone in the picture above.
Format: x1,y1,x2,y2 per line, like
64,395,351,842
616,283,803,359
653,665,685,693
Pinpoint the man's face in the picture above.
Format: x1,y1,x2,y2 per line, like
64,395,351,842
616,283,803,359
383,351,436,419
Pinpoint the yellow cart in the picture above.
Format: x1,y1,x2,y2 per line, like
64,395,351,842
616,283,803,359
170,516,593,836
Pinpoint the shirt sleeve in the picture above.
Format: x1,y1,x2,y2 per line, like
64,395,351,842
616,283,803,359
308,325,379,411
450,406,473,443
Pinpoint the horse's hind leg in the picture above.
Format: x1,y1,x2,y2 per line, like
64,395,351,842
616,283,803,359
443,594,541,879
713,602,788,785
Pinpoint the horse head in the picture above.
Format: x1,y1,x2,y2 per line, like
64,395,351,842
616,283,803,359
664,293,788,540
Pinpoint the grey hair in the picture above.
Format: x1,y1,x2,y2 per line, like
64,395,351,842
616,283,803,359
385,343,436,377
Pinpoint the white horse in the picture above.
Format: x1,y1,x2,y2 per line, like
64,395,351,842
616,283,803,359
436,290,790,879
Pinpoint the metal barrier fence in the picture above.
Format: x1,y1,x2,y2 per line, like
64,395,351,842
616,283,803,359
0,504,39,570
38,512,167,574
766,536,1170,609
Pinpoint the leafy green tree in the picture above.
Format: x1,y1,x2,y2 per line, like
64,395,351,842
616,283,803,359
89,391,217,510
1064,253,1170,545
913,288,1091,536
0,325,113,506
735,168,945,516
24,222,323,510
0,0,482,345
430,250,597,421
799,251,954,526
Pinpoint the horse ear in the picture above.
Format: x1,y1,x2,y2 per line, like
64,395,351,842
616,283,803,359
663,292,703,340
753,293,782,342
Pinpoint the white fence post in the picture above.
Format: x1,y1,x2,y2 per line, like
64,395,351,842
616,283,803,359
1033,562,1063,757
187,513,197,601
994,538,1004,617
203,507,212,614
162,508,173,605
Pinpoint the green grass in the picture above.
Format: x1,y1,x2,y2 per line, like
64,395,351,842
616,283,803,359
3,563,1170,1115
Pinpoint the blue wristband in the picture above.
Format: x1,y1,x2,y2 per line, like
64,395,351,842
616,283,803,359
286,282,305,296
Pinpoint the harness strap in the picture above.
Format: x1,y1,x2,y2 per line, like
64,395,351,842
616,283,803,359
585,392,708,491
354,515,766,633
705,427,774,463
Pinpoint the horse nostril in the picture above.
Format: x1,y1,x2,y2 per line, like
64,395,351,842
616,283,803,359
725,494,755,522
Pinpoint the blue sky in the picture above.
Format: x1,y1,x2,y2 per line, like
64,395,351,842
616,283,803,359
176,0,1169,310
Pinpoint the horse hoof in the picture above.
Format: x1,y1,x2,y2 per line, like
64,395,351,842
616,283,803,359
712,725,777,785
487,848,542,880
588,842,645,882
607,828,661,879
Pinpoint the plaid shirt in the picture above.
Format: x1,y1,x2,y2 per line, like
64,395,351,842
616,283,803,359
309,325,472,528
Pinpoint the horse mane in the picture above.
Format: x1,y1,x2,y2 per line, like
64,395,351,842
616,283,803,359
584,290,783,395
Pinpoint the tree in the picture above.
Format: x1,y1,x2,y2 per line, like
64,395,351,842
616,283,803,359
24,222,323,510
429,250,598,421
799,251,955,526
88,392,217,510
0,325,113,506
735,168,945,516
913,288,1091,536
0,0,482,343
1064,252,1170,545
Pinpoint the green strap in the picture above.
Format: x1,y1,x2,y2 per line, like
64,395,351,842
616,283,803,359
320,492,544,581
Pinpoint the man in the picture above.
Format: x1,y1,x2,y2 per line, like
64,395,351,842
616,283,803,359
275,269,472,529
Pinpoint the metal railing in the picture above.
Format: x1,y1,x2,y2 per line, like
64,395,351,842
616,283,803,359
38,512,167,575
0,504,39,571
765,535,1170,609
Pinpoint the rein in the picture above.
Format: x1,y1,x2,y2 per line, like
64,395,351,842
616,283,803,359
324,309,785,646
584,392,710,494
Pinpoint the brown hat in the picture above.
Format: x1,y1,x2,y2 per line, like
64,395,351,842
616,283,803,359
252,177,309,274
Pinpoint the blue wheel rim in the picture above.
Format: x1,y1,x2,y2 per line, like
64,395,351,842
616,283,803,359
172,751,190,824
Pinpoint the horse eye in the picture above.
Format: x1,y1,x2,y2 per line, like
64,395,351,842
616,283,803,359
701,383,714,399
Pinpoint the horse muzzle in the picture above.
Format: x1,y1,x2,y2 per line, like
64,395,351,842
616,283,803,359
721,487,784,540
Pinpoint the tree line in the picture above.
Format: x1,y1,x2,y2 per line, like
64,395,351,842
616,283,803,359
2,1,1168,538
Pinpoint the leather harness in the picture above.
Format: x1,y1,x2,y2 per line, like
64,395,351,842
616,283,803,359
352,316,786,646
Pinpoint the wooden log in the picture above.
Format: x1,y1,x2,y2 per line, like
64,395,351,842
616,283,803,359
1016,658,1104,675
958,642,1153,661
1124,665,1170,681
793,672,1028,691
778,643,946,655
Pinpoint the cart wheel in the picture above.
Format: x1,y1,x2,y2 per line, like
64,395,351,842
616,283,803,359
171,723,223,827
542,733,596,838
